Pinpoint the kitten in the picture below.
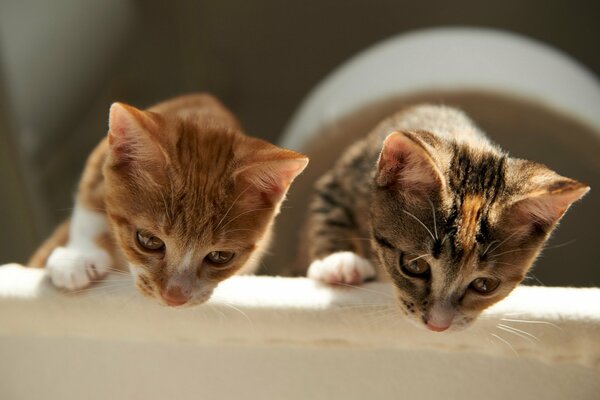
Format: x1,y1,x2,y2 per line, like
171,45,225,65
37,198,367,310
29,94,308,307
305,105,589,331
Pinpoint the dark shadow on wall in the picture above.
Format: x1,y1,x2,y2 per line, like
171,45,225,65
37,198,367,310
1,0,600,264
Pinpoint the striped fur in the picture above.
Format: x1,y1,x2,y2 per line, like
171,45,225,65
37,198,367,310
30,94,307,307
305,105,588,331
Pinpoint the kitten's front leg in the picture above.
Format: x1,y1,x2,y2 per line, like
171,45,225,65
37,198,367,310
306,177,375,285
46,202,112,290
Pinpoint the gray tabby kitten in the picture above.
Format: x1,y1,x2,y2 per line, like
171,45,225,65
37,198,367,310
305,105,589,332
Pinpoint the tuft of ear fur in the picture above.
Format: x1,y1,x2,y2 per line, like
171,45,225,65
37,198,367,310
107,102,167,167
506,174,589,237
376,131,444,193
234,140,308,206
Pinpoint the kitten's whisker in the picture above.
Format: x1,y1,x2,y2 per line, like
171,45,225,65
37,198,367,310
428,198,439,240
367,309,403,325
489,239,575,260
104,271,130,277
218,239,249,245
500,312,537,317
543,239,577,251
216,300,253,325
58,280,131,295
487,231,520,256
88,278,132,283
522,272,545,286
492,261,521,268
361,306,398,317
338,303,394,310
360,304,403,322
91,277,133,284
103,267,131,275
500,318,562,331
496,323,539,344
208,304,227,320
159,191,173,225
86,286,136,297
170,183,176,223
402,210,435,241
371,307,402,317
482,240,499,257
220,207,273,230
440,234,448,247
223,228,262,235
68,282,134,295
408,254,430,263
489,332,519,356
216,186,252,230
498,239,575,262
489,248,529,258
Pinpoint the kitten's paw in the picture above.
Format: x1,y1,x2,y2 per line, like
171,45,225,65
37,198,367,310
307,251,376,285
46,246,111,290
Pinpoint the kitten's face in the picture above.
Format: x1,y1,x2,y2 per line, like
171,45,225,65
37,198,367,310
372,131,588,331
103,102,307,307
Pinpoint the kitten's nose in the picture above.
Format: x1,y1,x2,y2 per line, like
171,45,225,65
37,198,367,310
426,321,450,332
162,286,191,307
425,302,454,332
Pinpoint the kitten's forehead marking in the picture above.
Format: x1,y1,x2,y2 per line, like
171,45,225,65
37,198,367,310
457,195,484,251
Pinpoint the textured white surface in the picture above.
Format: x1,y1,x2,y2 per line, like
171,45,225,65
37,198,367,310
1,263,600,400
2,264,600,362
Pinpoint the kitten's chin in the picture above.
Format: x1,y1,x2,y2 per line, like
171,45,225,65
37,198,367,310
177,291,214,308
154,288,215,308
400,311,474,333
129,273,214,308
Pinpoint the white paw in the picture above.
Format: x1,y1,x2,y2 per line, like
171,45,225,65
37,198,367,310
46,246,111,290
307,251,376,285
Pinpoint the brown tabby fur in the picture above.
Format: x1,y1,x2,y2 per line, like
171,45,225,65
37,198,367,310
305,105,588,331
30,94,308,307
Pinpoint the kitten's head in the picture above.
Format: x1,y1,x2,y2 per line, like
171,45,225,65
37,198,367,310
371,131,588,331
103,101,307,307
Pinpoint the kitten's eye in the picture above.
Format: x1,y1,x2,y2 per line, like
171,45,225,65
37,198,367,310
400,253,431,278
136,230,165,252
206,251,235,265
470,277,500,294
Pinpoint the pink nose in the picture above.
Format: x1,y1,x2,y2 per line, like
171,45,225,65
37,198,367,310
426,321,450,332
162,286,190,307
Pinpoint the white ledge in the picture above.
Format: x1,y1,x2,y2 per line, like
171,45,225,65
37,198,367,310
1,264,599,369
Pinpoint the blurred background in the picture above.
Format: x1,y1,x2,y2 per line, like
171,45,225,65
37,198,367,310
1,0,599,273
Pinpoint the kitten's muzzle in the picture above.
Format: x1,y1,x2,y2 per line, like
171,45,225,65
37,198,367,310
424,302,454,332
161,286,192,307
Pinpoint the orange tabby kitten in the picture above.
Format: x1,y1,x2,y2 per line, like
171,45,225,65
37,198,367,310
29,94,308,307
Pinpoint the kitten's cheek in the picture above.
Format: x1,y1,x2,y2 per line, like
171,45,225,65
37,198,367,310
127,263,143,276
191,292,214,306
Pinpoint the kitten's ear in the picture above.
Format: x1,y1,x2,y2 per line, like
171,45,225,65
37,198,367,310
234,141,308,205
107,102,167,166
376,131,445,193
504,168,589,236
